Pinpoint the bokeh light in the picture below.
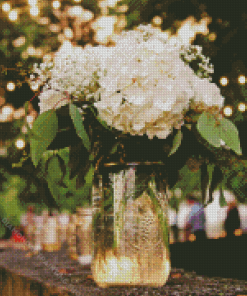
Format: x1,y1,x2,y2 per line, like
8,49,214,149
13,108,25,119
219,76,229,86
35,48,44,58
81,10,94,22
49,24,61,33
2,2,11,12
28,0,38,5
12,36,26,48
38,17,49,25
30,6,39,17
15,139,25,150
27,46,36,56
0,147,7,156
189,234,196,242
52,0,61,9
223,106,233,117
92,16,117,43
117,4,128,13
68,5,83,17
238,75,246,84
64,27,74,39
208,32,217,41
152,16,163,26
238,102,246,112
8,10,18,21
0,105,14,121
30,83,40,91
6,82,16,91
2,105,14,117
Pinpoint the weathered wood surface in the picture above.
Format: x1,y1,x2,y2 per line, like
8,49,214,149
0,243,247,296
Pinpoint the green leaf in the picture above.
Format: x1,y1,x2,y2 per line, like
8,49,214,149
219,188,228,207
24,101,29,116
184,124,192,130
196,113,221,147
110,143,120,155
69,104,90,151
207,163,215,185
47,179,61,202
30,110,58,166
47,156,63,182
84,163,95,187
218,118,242,155
169,130,182,156
77,164,95,204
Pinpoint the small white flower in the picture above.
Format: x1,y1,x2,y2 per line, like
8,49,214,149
38,90,69,114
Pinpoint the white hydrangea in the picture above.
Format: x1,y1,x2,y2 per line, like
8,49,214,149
33,24,225,140
38,89,68,114
92,25,225,139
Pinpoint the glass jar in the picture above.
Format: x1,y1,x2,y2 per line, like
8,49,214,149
58,210,70,246
67,214,77,259
42,216,61,252
91,162,171,288
76,207,93,267
33,215,44,252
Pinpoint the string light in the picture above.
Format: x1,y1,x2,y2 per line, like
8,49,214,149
68,6,83,17
238,75,246,84
35,48,44,58
30,6,39,17
2,105,14,116
6,82,15,91
15,139,25,150
73,0,81,3
208,32,217,41
219,76,229,86
81,10,94,22
2,2,11,12
27,46,36,56
64,27,74,39
58,33,66,43
21,51,29,59
28,0,38,6
49,24,61,33
0,105,14,121
52,1,61,9
107,0,120,7
189,234,196,242
30,83,40,91
38,17,50,25
152,16,163,26
13,108,25,119
0,147,7,156
223,106,233,117
117,4,128,13
21,126,28,134
12,36,26,48
238,102,246,112
92,16,117,43
8,10,18,21
26,115,35,127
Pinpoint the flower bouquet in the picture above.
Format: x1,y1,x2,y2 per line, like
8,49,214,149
28,24,242,287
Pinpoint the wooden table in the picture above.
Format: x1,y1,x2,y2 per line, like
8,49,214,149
0,241,246,296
